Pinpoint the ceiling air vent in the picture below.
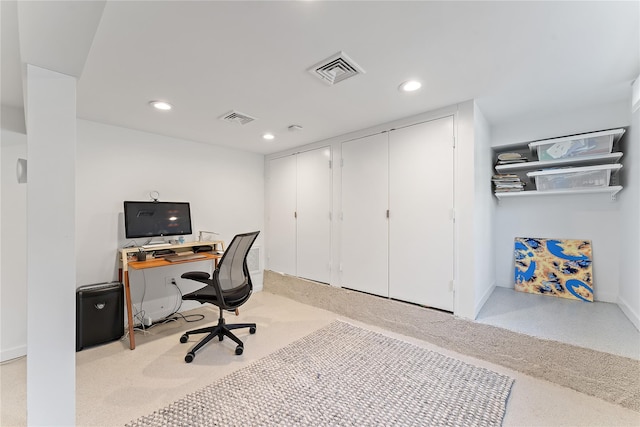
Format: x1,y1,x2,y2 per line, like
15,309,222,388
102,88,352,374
308,51,365,85
219,110,257,125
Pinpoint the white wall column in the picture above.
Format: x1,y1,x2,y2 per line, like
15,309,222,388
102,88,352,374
454,100,477,319
26,64,76,426
618,87,640,330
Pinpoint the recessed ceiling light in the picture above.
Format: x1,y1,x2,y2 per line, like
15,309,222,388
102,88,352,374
149,101,173,111
263,133,275,140
399,80,422,92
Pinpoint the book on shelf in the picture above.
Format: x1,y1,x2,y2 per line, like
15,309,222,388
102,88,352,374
497,159,528,164
492,173,525,192
495,187,525,193
496,152,528,166
492,174,520,181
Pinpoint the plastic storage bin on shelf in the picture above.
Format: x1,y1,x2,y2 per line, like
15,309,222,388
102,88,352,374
527,164,622,191
529,128,625,162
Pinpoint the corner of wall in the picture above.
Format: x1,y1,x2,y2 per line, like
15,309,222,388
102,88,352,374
1,105,27,134
1,345,27,363
617,294,640,331
474,282,496,319
617,89,640,328
1,129,28,362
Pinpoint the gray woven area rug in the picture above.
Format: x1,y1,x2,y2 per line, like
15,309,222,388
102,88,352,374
126,321,514,426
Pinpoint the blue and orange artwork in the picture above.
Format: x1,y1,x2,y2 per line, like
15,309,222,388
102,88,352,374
514,237,593,302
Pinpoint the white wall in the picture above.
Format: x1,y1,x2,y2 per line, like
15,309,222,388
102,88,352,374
0,118,265,360
491,100,631,147
494,196,621,301
618,99,639,329
0,129,27,361
491,99,631,303
0,106,28,361
472,102,496,315
76,119,265,321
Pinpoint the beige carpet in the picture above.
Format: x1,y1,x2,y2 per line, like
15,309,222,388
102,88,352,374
2,290,639,426
264,271,640,412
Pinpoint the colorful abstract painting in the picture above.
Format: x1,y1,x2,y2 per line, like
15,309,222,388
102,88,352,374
514,237,593,302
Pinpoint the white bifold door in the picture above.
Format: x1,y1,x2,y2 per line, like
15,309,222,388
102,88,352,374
266,147,331,283
388,117,455,311
341,117,455,311
341,133,389,297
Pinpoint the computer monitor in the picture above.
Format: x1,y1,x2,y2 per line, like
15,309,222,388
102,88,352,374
123,201,192,239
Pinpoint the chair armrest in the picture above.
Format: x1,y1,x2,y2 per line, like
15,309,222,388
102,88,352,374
181,271,211,282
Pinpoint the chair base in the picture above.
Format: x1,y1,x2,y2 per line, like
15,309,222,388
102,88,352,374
180,312,256,363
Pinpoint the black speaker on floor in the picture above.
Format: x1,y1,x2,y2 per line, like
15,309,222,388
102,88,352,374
76,282,124,351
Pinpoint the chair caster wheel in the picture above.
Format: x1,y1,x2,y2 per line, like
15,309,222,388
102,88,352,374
249,326,256,334
180,334,189,343
185,353,195,363
235,346,244,355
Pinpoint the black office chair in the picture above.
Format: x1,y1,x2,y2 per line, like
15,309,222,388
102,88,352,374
179,231,260,363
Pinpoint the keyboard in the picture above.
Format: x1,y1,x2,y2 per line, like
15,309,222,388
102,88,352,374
165,254,207,263
141,243,172,249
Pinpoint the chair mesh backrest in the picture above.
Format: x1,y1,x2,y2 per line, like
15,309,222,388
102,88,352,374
217,231,259,292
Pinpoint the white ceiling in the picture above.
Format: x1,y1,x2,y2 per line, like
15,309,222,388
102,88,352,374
2,1,639,154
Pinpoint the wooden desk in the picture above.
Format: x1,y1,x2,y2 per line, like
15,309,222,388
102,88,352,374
128,253,221,270
119,241,223,350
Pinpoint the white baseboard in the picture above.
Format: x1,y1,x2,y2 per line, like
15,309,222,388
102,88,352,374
1,345,27,363
617,295,640,332
474,282,496,319
594,291,617,303
252,271,264,292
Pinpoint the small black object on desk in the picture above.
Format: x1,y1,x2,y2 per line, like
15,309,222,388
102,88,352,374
153,249,176,257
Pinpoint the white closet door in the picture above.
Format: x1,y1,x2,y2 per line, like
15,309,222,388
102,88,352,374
388,116,455,311
267,155,297,276
341,133,389,297
296,147,331,283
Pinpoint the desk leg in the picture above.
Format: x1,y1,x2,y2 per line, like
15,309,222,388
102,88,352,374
124,271,136,350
